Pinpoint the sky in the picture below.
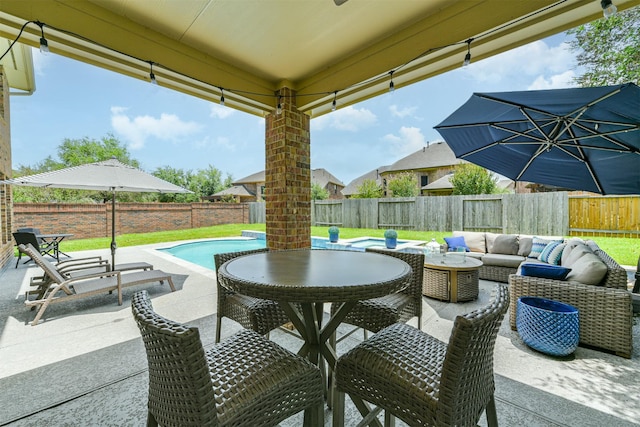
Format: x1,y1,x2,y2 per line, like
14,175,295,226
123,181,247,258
8,32,578,186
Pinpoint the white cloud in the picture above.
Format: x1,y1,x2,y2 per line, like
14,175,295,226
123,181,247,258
527,70,577,90
210,104,235,119
389,104,418,118
311,106,377,132
382,126,426,156
465,40,577,89
194,135,235,150
110,107,203,149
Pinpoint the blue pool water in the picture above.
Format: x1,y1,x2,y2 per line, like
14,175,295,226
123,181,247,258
158,239,267,270
348,238,409,249
159,238,326,270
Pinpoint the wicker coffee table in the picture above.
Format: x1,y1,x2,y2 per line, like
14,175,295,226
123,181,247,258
422,254,482,302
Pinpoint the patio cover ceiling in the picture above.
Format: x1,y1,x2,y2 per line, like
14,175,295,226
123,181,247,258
1,0,639,118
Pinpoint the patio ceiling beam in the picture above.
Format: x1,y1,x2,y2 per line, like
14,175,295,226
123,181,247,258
1,0,639,118
0,1,277,116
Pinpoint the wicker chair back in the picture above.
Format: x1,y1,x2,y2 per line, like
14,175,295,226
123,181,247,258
213,248,291,342
132,291,218,426
437,283,509,425
365,247,424,319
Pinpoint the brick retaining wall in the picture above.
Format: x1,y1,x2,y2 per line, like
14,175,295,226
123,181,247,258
13,202,249,240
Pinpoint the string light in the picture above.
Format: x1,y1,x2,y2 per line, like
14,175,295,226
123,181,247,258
462,38,473,67
149,62,157,85
1,2,566,114
601,0,617,17
276,95,282,115
36,21,49,54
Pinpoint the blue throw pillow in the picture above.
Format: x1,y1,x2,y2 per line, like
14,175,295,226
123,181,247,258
529,237,563,259
443,235,469,252
521,263,571,280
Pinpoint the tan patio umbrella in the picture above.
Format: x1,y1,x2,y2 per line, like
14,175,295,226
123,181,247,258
2,157,192,268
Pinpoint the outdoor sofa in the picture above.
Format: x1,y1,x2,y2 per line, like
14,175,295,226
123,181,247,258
444,231,632,358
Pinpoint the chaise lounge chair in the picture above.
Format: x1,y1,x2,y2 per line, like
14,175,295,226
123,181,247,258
27,255,155,301
19,244,176,325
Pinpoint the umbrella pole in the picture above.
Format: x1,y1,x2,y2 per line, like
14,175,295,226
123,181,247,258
110,190,116,270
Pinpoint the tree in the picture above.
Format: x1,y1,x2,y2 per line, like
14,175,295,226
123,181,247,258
387,173,419,197
57,133,140,167
152,166,198,202
566,6,639,86
189,165,233,199
352,179,383,198
12,134,143,203
450,164,497,195
153,165,233,202
311,182,330,200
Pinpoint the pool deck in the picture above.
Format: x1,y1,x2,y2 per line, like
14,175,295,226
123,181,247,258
0,240,638,426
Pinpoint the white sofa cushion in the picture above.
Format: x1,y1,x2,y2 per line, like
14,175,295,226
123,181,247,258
453,231,486,253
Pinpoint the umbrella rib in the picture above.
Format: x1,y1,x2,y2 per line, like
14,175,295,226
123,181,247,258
458,141,502,159
563,126,604,194
515,144,548,181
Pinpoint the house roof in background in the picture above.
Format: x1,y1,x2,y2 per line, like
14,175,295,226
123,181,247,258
384,142,462,174
423,173,454,190
233,170,265,185
312,168,345,187
208,184,254,198
342,166,390,196
233,168,344,187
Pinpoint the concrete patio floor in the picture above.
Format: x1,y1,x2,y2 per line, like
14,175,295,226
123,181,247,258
0,241,638,426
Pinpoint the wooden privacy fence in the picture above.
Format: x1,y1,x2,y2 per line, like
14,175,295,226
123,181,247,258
569,195,640,237
251,192,571,236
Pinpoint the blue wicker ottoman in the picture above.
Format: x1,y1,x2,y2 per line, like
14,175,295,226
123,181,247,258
516,297,579,356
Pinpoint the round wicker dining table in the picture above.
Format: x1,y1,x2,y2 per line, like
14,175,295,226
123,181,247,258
217,248,412,368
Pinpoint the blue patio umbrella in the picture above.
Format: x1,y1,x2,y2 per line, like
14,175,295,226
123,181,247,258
435,83,640,195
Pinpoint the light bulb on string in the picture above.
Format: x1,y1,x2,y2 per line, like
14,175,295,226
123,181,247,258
601,0,617,17
36,21,49,54
332,92,337,112
276,95,282,115
220,88,225,106
149,62,158,85
462,38,473,67
389,71,395,93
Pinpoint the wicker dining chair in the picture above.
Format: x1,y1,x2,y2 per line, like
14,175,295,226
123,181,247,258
131,290,324,427
330,247,425,339
333,283,509,427
214,248,291,343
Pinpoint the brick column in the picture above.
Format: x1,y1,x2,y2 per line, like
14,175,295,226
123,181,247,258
0,66,15,268
265,87,311,250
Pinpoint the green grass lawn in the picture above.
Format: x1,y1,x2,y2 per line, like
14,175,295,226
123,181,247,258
55,224,639,267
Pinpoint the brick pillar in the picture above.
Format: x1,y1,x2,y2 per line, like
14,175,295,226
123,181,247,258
0,66,15,268
265,87,311,250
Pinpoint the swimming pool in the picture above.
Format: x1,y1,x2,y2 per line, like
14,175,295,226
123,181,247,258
347,238,408,249
159,237,327,270
158,239,267,270
158,233,426,270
